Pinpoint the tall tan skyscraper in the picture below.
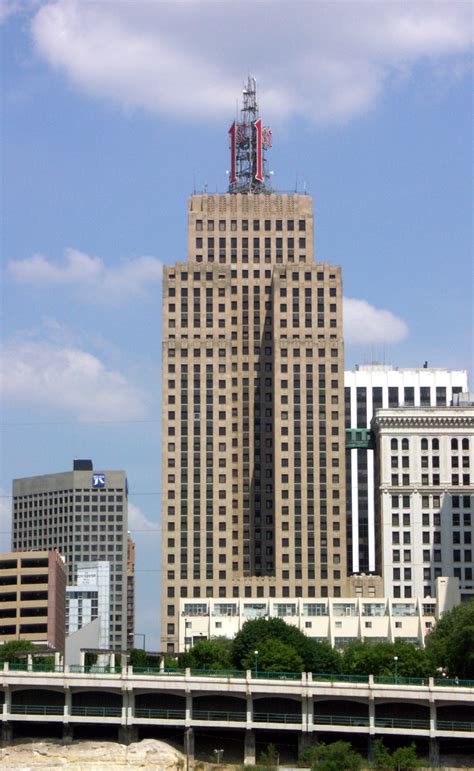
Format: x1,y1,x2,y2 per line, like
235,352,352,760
161,79,346,651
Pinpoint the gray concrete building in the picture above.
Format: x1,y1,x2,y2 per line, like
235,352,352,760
12,460,128,650
160,79,347,651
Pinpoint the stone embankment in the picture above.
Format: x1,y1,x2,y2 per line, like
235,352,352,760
0,738,185,769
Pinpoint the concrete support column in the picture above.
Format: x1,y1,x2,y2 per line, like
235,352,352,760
79,650,86,670
3,689,11,717
429,738,440,766
109,653,115,670
159,657,165,672
301,695,308,731
27,654,33,672
127,689,135,722
64,689,72,720
54,652,61,671
62,725,73,745
118,725,138,746
368,696,375,735
244,730,255,765
184,727,195,762
1,724,13,747
246,694,253,725
429,701,436,733
298,733,312,757
367,738,375,763
185,693,192,725
121,654,128,674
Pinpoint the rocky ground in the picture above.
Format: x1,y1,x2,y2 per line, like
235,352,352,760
0,738,186,769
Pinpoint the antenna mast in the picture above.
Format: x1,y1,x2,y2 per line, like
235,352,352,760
228,76,272,194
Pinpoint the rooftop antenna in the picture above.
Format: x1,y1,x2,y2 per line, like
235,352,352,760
228,76,273,194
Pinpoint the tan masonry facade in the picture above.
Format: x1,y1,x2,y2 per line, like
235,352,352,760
161,192,347,651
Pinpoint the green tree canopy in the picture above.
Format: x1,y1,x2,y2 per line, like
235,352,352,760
0,640,35,663
241,638,304,673
231,618,342,673
342,640,429,678
179,636,233,670
298,740,363,771
425,598,474,678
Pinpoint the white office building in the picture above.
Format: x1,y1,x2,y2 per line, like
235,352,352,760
344,365,468,574
372,401,474,601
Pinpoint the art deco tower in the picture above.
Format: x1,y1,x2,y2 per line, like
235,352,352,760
161,79,347,651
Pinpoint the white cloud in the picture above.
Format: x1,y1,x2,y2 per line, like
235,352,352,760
30,1,473,125
128,502,159,535
344,297,408,345
8,248,163,303
0,339,149,422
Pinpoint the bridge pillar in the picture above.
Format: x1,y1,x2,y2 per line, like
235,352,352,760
1,723,13,747
367,737,375,763
118,725,138,745
185,692,192,724
429,738,440,766
244,729,255,765
54,652,62,670
62,725,73,745
298,732,312,756
184,727,195,762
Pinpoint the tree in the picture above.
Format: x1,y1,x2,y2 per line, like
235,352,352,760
232,618,342,673
0,640,35,664
298,740,363,771
303,640,342,675
241,638,304,673
179,636,233,670
342,641,429,678
390,744,419,770
372,739,419,769
425,598,474,678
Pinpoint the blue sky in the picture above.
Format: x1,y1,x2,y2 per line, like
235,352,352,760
1,0,472,647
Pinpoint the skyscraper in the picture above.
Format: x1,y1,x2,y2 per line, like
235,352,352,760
160,79,347,651
12,459,128,651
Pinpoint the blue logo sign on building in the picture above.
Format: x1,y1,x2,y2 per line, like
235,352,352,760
92,474,106,488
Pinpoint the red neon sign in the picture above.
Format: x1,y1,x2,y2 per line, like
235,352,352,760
254,118,263,182
228,121,237,184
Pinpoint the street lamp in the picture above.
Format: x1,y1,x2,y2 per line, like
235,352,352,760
214,748,224,765
254,649,259,679
393,656,399,682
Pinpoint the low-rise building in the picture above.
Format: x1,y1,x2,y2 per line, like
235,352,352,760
178,577,459,651
0,550,66,651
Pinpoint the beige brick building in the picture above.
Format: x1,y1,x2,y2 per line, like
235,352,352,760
160,191,347,651
0,550,66,652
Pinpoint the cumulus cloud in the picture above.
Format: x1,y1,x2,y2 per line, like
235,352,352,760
8,248,163,303
344,297,408,345
0,339,149,422
30,1,473,125
128,502,159,535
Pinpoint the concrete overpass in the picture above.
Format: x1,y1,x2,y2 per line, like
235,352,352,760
1,662,473,764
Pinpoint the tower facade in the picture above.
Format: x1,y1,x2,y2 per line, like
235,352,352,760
12,460,128,651
344,365,468,575
160,80,347,651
